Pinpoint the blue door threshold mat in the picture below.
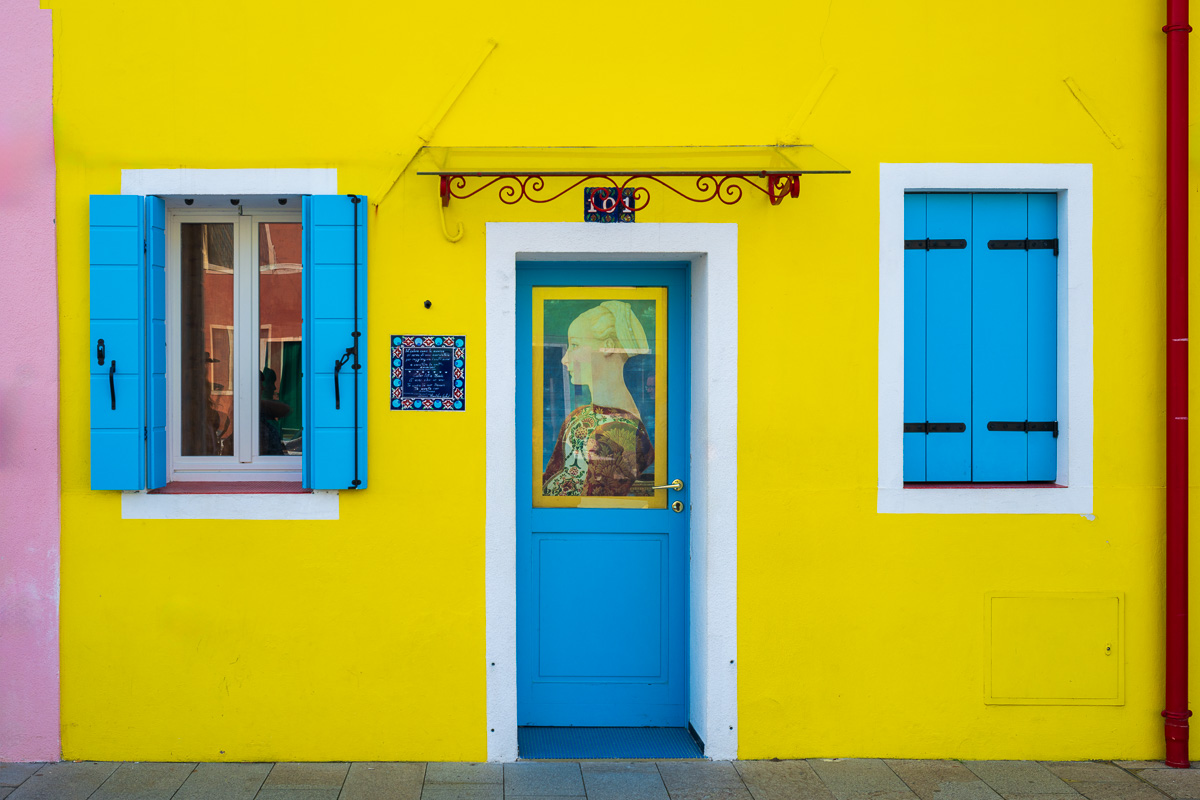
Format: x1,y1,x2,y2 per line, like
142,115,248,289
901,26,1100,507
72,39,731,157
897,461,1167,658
518,726,704,759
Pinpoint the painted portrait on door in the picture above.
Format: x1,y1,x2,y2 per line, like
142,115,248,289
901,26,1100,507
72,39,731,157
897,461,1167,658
533,286,667,509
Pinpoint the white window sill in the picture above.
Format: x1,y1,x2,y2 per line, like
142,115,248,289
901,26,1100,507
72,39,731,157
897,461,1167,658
877,485,1093,515
121,489,339,520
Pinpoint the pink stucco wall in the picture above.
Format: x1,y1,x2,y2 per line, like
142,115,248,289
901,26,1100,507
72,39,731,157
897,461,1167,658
0,0,60,762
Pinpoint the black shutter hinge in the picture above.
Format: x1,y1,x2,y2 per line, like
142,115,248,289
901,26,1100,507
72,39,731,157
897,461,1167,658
987,420,1059,438
904,239,967,251
904,422,966,434
144,426,148,441
987,238,1059,257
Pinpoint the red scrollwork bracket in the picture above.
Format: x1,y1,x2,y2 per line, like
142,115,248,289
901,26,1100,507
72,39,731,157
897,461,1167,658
437,172,802,209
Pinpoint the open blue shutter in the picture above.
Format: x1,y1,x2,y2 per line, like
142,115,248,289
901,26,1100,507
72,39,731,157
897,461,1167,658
903,194,928,481
302,195,368,489
925,194,972,481
973,194,1031,481
146,197,167,489
90,195,147,490
1026,193,1058,480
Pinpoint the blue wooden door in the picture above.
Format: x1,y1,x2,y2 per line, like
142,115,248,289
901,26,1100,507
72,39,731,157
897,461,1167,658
517,263,689,727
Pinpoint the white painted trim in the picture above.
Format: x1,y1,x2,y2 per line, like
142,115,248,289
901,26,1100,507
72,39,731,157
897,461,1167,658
877,164,1094,514
121,490,339,520
485,223,739,761
121,168,337,197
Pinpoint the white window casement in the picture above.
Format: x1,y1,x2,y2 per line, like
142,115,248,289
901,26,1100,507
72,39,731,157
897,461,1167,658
877,163,1094,514
166,207,304,481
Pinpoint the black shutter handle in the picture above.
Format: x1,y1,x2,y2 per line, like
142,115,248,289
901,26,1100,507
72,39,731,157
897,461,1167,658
333,348,353,410
97,338,105,366
109,360,116,410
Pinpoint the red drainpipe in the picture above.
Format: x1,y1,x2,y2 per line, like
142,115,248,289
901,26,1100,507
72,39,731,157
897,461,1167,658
1163,0,1192,770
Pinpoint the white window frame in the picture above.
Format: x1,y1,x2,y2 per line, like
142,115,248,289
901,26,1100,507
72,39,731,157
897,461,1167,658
166,208,303,481
878,163,1093,514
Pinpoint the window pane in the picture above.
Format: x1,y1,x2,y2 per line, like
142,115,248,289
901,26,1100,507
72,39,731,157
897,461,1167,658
180,223,235,456
258,222,302,456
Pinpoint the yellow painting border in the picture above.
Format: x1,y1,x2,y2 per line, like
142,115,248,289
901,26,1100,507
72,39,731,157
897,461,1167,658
533,285,668,509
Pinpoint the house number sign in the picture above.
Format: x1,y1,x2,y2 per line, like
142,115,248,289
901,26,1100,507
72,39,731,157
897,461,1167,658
584,187,635,223
390,335,465,410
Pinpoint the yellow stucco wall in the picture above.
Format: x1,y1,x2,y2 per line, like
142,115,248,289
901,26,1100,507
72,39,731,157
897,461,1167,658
50,0,1198,761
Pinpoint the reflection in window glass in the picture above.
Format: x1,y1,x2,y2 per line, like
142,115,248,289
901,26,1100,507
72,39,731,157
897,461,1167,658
258,222,303,456
180,223,235,456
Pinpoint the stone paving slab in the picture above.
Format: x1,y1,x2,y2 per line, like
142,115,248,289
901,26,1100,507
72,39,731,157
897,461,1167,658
808,758,919,800
255,762,349,800
1037,760,1167,799
1040,762,1138,783
1116,762,1200,771
421,784,503,800
580,762,669,800
6,761,120,800
504,762,584,796
1137,767,1200,799
658,760,754,800
965,761,1081,797
426,763,504,784
341,762,425,800
735,759,837,800
886,759,1003,800
1064,782,1168,800
89,761,196,800
172,762,272,800
0,764,42,788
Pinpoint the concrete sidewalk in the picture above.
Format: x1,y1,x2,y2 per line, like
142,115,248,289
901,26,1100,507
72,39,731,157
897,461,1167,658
2,758,1199,800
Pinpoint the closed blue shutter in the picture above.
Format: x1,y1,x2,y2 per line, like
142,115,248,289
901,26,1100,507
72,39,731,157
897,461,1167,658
1026,193,1058,481
925,194,972,481
973,194,1029,480
302,195,368,489
90,195,147,490
146,196,167,489
972,194,1058,481
903,194,928,481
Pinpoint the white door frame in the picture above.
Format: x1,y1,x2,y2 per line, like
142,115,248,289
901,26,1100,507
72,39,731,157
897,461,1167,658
485,223,739,761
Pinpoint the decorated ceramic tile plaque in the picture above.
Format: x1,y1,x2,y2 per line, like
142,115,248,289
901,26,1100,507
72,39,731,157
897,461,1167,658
390,335,465,410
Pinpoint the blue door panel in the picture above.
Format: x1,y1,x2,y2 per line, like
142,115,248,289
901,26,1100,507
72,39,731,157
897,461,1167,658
924,194,972,480
903,194,928,481
972,194,1028,481
1027,193,1058,481
536,536,665,678
517,263,688,729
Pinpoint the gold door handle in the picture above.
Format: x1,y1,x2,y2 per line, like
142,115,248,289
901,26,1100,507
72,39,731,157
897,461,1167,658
652,479,685,492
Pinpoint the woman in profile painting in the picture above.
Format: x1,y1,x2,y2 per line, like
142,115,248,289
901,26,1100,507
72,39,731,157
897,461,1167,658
542,300,655,497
